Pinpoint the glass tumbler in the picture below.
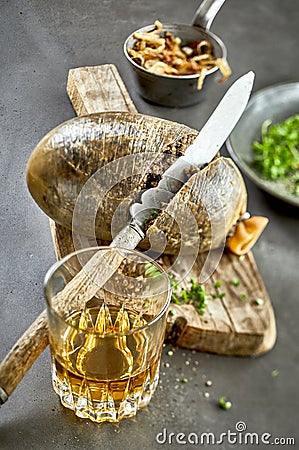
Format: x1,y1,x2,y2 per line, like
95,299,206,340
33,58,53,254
44,246,171,423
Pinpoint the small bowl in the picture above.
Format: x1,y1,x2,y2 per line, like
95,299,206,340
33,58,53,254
226,81,299,207
123,23,227,107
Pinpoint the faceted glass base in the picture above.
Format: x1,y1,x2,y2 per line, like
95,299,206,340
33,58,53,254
52,362,160,423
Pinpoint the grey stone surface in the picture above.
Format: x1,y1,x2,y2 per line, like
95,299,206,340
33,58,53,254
0,0,298,449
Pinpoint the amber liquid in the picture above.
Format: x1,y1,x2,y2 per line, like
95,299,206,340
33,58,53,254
51,304,161,422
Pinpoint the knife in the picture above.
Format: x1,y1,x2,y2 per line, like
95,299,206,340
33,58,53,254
111,70,255,249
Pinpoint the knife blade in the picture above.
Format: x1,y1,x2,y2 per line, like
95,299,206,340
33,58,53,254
111,71,255,249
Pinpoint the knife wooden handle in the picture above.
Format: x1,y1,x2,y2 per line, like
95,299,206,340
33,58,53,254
0,310,49,403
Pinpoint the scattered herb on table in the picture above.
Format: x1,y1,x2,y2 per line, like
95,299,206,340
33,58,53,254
145,265,210,315
212,279,226,299
255,298,264,306
213,280,223,288
252,114,299,195
168,309,176,317
144,262,161,277
219,396,232,410
170,277,210,316
146,267,234,316
230,277,240,287
212,292,226,299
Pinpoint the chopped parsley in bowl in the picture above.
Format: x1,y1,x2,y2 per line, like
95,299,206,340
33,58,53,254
252,115,299,196
226,81,299,207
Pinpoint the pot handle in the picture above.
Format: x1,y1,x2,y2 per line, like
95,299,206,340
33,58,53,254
192,0,226,31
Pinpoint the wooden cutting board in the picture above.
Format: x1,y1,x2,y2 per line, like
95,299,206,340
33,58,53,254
49,64,276,356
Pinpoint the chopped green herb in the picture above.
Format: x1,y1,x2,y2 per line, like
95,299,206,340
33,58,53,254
219,396,232,410
271,369,279,377
255,298,265,306
171,293,181,305
213,280,223,288
230,278,240,287
169,274,179,291
212,292,226,299
252,114,299,196
212,279,227,300
168,309,176,317
142,210,160,229
240,294,247,301
169,276,210,315
144,263,160,278
291,172,299,195
181,289,188,302
181,377,188,383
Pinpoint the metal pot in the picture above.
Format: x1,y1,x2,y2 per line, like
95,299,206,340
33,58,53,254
123,0,228,107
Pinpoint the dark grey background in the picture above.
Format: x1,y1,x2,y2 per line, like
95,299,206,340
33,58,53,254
0,0,298,449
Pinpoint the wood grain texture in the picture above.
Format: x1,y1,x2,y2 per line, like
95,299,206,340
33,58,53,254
67,64,137,115
63,64,276,356
50,220,76,260
0,311,49,397
164,251,276,355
